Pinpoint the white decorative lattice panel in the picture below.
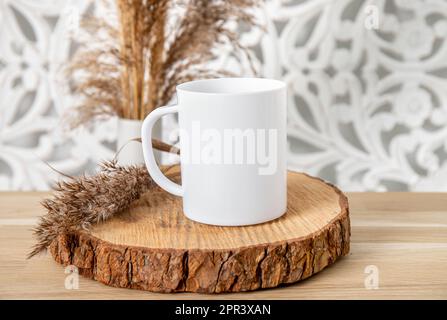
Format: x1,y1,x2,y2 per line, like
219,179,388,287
1,0,447,191
0,0,117,190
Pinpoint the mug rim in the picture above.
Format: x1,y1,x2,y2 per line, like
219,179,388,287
176,77,286,96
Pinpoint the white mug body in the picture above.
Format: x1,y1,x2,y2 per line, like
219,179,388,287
142,78,287,226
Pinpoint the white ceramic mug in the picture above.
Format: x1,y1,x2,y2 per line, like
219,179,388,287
141,78,287,226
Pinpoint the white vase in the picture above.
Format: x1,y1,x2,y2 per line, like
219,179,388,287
116,118,144,166
116,117,162,166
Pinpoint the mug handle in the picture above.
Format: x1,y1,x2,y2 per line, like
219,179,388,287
141,105,183,197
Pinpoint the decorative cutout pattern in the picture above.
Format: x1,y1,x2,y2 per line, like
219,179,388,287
0,0,115,190
1,0,447,191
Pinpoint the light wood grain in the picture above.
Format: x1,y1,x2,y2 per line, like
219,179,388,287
0,192,446,299
48,171,350,293
89,172,345,249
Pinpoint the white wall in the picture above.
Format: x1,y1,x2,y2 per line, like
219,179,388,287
1,0,447,191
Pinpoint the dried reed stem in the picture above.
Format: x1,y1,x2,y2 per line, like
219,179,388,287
28,160,180,258
67,0,261,128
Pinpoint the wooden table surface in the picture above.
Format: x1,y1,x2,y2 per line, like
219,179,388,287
1,192,446,300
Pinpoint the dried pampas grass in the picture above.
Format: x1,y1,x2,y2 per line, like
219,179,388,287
68,0,261,128
28,159,180,258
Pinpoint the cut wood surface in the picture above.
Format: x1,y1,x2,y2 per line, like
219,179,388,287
48,171,350,293
1,192,447,299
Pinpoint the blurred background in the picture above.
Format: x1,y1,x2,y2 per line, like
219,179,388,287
1,0,447,191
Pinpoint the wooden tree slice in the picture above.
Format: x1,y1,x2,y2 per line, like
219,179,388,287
50,171,350,293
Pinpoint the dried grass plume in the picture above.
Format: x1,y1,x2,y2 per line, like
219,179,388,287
68,0,261,128
28,160,180,258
